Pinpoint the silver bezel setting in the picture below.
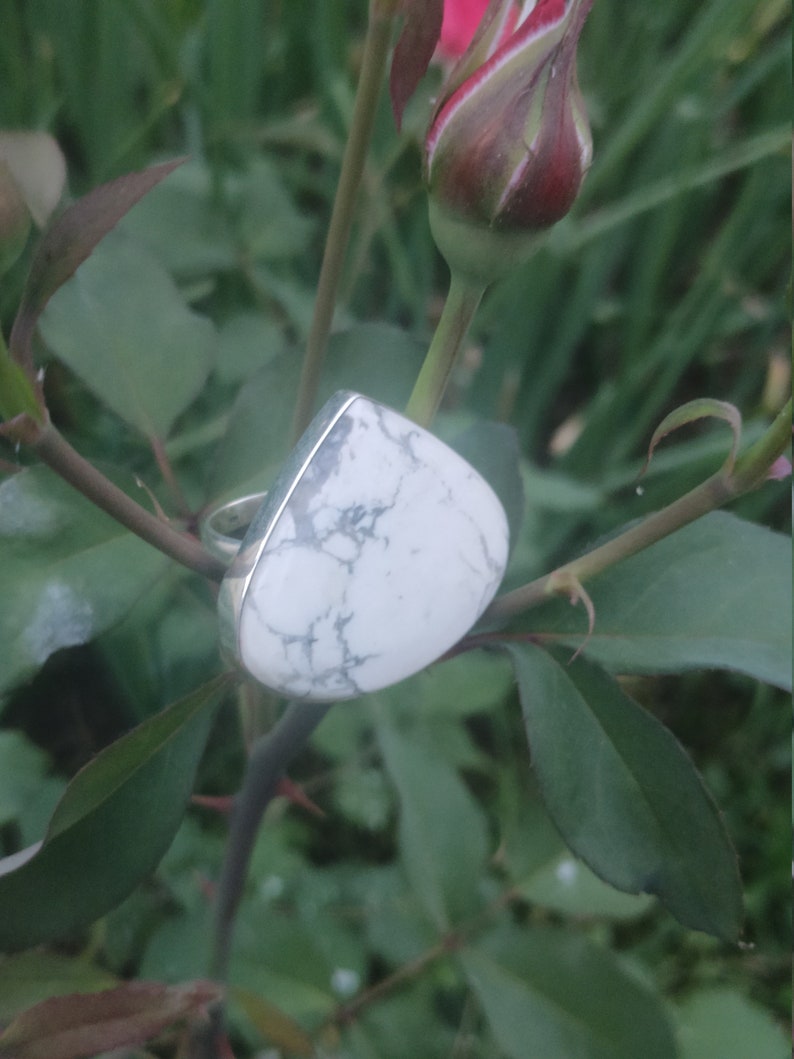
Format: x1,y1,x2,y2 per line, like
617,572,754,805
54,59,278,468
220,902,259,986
215,390,361,667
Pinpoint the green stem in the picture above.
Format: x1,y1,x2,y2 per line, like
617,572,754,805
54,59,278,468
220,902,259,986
290,3,395,442
210,699,332,983
404,273,485,428
731,397,792,492
484,399,792,623
33,422,226,582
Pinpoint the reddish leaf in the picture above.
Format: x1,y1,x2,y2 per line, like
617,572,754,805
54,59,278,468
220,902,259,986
9,157,185,370
0,980,222,1059
389,0,445,129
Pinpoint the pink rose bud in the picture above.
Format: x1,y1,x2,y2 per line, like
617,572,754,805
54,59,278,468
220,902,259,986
438,0,517,60
426,0,594,281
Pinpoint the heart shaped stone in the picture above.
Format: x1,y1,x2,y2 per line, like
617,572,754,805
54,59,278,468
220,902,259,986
218,392,509,701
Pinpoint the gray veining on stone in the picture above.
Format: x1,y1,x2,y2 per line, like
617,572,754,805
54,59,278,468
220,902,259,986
233,394,509,700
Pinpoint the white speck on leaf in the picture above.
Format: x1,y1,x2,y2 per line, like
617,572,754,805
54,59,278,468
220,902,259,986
258,874,285,901
555,857,578,885
331,967,360,998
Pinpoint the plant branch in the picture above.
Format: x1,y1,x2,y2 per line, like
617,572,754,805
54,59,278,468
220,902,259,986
484,399,792,623
291,3,396,442
31,421,226,581
335,940,450,1025
149,433,191,517
210,698,332,983
404,272,484,427
329,889,514,1029
731,397,792,492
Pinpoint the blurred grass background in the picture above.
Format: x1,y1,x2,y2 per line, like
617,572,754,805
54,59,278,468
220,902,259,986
0,0,790,1052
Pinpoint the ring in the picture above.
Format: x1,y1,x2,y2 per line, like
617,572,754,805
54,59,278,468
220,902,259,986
201,492,268,564
208,390,509,702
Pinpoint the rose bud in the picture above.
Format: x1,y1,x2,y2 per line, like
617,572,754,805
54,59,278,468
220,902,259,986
426,0,595,283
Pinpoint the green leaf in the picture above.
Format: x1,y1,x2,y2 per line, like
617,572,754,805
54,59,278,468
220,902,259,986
226,902,344,1021
521,849,655,920
231,986,315,1057
449,420,525,553
213,311,285,385
120,159,238,277
0,328,42,422
461,925,679,1059
410,649,514,719
0,466,169,697
643,398,742,475
120,157,312,276
10,158,183,365
0,675,228,951
0,732,49,828
234,157,315,262
675,988,789,1059
38,229,215,439
501,772,654,921
523,512,792,690
0,980,222,1059
507,644,742,940
208,322,426,499
0,953,116,1024
0,353,42,422
207,353,299,500
322,322,427,408
513,818,654,920
378,722,489,930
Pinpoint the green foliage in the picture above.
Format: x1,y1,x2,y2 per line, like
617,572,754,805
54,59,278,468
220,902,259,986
0,467,169,697
0,676,228,951
9,159,183,367
461,925,679,1059
0,335,41,422
379,722,489,930
0,0,788,1055
675,987,790,1059
509,645,742,940
39,230,216,440
520,512,792,690
0,952,116,1024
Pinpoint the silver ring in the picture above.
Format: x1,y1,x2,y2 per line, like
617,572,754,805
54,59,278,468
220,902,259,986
201,492,268,564
208,390,509,702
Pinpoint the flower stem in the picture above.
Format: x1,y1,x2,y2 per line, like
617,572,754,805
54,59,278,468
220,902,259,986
291,3,396,442
210,699,332,983
731,397,792,492
32,421,226,581
484,398,792,623
404,272,484,428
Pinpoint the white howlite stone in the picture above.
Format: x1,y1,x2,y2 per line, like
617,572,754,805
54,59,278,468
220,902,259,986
235,396,509,700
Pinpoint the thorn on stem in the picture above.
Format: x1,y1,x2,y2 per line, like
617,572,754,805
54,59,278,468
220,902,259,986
546,569,595,663
192,779,324,820
134,474,170,522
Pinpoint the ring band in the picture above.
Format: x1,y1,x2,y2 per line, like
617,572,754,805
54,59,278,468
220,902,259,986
201,492,268,564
